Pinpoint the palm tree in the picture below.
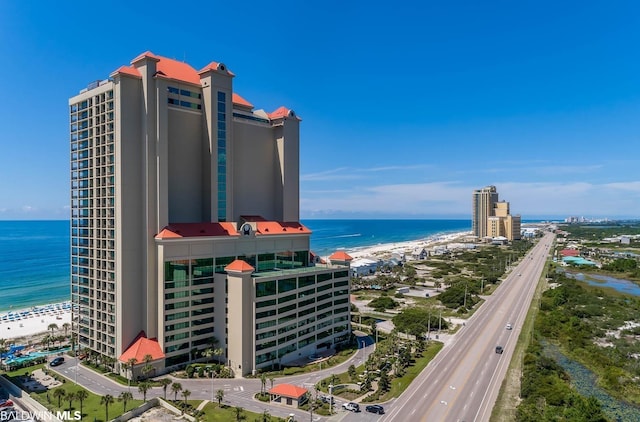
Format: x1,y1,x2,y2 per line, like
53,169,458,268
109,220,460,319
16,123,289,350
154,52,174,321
66,391,76,411
118,391,133,412
142,363,154,379
100,394,114,421
126,357,138,385
159,378,172,400
48,323,59,334
138,381,152,402
260,410,271,422
42,334,52,350
75,390,88,417
53,389,66,408
171,382,183,402
216,389,224,406
260,373,267,395
269,376,275,390
181,389,191,406
234,406,245,421
62,322,71,337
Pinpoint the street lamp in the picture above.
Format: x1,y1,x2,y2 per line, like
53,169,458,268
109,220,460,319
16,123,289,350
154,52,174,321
206,366,214,402
328,384,334,415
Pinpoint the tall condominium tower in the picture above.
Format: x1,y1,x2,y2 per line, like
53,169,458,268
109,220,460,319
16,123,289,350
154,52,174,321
472,186,521,241
472,186,498,238
69,51,351,377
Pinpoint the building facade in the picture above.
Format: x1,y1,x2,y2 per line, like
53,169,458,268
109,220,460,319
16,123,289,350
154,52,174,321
472,186,498,238
472,186,521,241
69,51,351,377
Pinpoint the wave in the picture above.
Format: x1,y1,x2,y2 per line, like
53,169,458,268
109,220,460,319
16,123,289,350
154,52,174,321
318,233,362,239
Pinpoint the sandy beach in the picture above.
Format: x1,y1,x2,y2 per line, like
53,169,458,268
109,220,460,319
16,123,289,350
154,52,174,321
343,230,473,260
0,302,72,342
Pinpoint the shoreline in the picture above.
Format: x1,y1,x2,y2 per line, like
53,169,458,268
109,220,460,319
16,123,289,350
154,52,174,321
327,230,473,260
0,301,72,342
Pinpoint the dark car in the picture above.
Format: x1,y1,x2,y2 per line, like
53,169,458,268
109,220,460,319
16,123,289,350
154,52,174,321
495,346,504,354
366,404,385,414
50,357,65,366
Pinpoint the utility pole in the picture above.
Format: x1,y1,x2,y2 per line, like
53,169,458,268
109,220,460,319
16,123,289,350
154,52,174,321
427,312,431,341
463,283,468,309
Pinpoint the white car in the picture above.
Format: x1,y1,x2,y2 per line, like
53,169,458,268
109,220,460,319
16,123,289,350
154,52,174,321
506,323,512,330
342,402,360,412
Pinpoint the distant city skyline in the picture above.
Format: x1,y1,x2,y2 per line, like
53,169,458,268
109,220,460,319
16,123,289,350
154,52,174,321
1,2,639,221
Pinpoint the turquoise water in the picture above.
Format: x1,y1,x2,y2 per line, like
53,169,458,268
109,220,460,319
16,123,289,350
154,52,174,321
0,219,481,312
0,220,70,312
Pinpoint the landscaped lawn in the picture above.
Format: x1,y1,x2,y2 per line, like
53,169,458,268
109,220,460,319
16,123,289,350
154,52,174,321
3,363,143,422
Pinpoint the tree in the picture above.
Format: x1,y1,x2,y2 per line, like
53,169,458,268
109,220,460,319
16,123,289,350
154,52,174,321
269,376,275,390
368,296,399,312
48,323,59,334
216,389,224,406
379,371,390,392
100,394,114,421
348,364,357,381
141,354,154,376
159,378,172,400
138,381,152,401
182,389,191,406
260,409,271,422
171,382,183,401
234,406,246,421
42,334,52,350
53,388,66,408
75,390,88,417
66,391,76,411
62,322,71,337
126,357,138,384
260,373,267,395
118,391,133,412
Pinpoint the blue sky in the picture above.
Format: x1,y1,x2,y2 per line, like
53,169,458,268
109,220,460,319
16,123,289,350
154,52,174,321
1,1,639,220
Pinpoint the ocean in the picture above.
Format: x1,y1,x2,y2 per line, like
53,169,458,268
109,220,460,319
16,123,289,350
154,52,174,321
0,219,471,313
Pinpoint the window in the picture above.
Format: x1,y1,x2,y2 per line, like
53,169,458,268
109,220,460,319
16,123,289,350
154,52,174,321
256,280,276,297
278,278,296,294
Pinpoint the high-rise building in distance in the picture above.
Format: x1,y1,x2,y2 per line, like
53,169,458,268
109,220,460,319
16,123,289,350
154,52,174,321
69,51,351,377
472,185,521,241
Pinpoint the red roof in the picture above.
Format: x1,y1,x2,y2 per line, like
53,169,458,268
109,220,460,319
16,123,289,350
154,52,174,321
269,383,308,398
119,331,164,363
109,52,290,111
329,251,353,262
268,106,292,119
255,221,311,235
232,93,253,109
110,65,141,79
156,222,240,239
225,259,255,273
156,220,311,239
560,249,580,257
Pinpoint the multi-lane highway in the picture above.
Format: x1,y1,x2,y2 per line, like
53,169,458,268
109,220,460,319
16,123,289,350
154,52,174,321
377,232,554,422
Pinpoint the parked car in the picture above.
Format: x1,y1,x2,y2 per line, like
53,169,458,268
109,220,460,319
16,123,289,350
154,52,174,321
495,346,504,354
342,402,360,412
365,404,385,414
50,357,65,366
